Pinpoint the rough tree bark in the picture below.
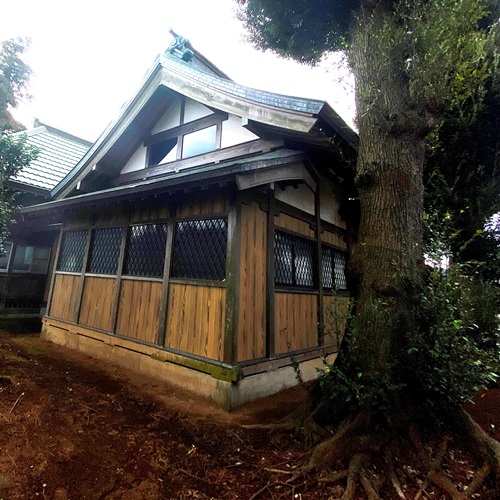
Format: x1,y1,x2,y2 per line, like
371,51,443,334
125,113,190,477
348,2,428,374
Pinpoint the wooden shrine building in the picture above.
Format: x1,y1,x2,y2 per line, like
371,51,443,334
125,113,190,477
21,36,358,408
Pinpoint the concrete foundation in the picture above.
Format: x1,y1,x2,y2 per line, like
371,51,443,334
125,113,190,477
41,318,336,410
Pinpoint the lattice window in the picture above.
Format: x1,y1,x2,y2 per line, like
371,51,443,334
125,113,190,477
274,231,316,288
171,218,227,281
87,227,122,275
57,230,87,273
322,245,348,291
124,224,168,277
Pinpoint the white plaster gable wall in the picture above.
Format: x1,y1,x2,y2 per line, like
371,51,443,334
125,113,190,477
121,145,147,174
151,99,182,134
320,181,346,228
184,99,213,122
221,115,258,148
275,183,315,216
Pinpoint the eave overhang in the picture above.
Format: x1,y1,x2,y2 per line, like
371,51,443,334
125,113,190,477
22,150,306,221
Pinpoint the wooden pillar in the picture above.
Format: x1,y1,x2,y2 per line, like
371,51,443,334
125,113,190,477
315,180,324,346
157,218,174,346
110,219,129,334
75,229,92,323
46,227,63,317
265,184,276,358
223,193,241,365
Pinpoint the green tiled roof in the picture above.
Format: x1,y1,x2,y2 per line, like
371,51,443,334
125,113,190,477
12,122,92,192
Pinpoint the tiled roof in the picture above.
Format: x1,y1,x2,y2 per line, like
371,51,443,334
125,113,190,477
162,54,326,115
12,122,92,191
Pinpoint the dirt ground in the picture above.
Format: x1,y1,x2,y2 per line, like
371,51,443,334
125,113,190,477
0,325,498,499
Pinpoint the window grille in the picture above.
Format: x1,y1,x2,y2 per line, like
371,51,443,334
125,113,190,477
274,231,316,288
124,224,168,277
87,227,122,275
322,245,348,291
57,230,87,273
171,218,227,281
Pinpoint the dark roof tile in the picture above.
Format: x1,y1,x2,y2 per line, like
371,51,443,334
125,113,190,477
12,123,92,191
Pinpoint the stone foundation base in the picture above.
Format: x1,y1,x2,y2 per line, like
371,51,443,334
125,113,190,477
42,317,336,410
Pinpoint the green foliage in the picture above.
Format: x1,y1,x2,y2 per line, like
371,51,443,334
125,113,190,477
405,265,499,416
423,27,500,281
0,38,32,132
399,0,492,109
316,265,498,425
317,361,404,426
237,0,358,63
0,38,37,246
0,133,38,245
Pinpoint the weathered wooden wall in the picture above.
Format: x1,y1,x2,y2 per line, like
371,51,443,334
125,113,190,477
175,195,228,217
116,279,162,343
275,212,315,238
50,274,80,322
321,228,348,251
274,212,320,354
48,194,230,367
237,201,267,362
165,283,225,361
46,185,350,371
274,292,318,354
79,277,116,331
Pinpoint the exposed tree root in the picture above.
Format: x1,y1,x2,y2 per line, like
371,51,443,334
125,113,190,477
243,396,314,432
318,470,348,483
243,397,500,499
385,447,405,499
243,396,327,444
459,408,500,477
340,453,381,500
305,411,389,471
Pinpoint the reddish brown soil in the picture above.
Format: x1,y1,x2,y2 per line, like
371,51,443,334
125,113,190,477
0,327,498,499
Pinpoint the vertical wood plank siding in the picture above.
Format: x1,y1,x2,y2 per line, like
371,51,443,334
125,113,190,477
274,213,315,238
116,280,163,343
175,195,228,217
274,292,318,354
165,283,225,361
79,277,116,331
237,202,267,362
49,274,81,322
130,205,169,224
321,229,348,251
322,295,350,349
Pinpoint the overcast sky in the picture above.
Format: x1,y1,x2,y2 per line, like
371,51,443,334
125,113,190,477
1,0,355,142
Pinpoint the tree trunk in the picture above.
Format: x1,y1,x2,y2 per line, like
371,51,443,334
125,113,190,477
348,4,426,374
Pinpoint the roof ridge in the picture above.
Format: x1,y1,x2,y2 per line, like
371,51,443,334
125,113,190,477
160,54,327,112
34,122,93,147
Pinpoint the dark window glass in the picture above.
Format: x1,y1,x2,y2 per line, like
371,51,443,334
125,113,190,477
148,138,177,166
171,218,227,281
274,231,316,288
12,245,51,273
0,242,13,270
322,245,348,290
87,227,122,275
124,224,168,277
57,230,87,272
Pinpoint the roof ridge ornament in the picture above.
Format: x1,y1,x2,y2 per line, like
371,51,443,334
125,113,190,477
166,29,194,63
